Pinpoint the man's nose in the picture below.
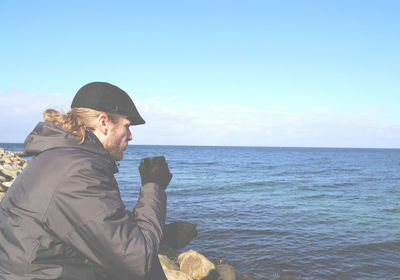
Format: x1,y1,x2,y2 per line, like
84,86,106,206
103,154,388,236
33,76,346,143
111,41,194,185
128,129,133,141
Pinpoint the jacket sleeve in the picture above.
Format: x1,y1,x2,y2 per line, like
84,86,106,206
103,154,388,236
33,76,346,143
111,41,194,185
44,159,166,279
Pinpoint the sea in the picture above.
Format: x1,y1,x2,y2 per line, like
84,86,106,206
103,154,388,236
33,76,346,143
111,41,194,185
1,143,400,280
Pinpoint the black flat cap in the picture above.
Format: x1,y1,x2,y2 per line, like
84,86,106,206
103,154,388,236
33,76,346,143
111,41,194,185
71,82,145,125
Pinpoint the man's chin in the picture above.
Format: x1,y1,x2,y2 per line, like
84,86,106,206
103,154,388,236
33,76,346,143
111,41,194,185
111,152,124,161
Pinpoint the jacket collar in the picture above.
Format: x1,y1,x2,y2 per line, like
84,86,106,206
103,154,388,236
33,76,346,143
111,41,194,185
24,122,119,173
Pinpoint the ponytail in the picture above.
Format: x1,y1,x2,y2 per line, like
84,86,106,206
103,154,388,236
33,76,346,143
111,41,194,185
43,108,119,144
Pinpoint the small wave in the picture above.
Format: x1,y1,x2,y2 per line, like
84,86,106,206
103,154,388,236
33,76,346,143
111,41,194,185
235,228,290,237
299,168,361,176
333,182,355,187
246,181,278,187
300,194,331,200
253,271,303,280
381,208,400,213
340,240,400,255
175,161,218,166
304,170,330,175
333,168,361,172
307,183,354,189
168,181,277,195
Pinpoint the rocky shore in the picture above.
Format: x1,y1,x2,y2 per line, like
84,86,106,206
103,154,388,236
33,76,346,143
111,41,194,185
0,148,28,201
0,149,299,280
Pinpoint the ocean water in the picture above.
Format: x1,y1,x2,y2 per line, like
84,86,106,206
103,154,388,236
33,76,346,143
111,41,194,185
2,143,400,279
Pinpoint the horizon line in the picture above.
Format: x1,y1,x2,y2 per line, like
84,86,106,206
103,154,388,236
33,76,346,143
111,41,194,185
1,142,399,150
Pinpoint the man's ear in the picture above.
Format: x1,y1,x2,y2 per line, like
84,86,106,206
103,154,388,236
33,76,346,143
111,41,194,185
97,113,110,136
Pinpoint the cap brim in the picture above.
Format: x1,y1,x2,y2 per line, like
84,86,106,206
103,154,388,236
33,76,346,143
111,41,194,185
130,114,145,125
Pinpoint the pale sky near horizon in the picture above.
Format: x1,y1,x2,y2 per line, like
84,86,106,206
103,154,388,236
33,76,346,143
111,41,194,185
1,0,399,148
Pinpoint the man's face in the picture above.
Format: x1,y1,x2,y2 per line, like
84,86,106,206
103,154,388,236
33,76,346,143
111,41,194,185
104,116,132,161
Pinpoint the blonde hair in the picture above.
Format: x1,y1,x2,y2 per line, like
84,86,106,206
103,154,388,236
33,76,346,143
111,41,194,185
43,108,120,144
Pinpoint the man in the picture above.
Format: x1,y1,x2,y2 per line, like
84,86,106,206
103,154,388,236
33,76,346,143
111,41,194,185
0,82,172,279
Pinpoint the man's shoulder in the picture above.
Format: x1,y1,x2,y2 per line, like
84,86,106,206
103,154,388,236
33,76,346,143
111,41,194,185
36,146,105,162
30,146,113,175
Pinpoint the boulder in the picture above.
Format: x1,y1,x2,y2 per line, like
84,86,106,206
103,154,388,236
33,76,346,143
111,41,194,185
0,149,28,201
164,269,193,280
163,222,197,250
159,254,180,271
13,151,27,157
214,260,237,280
160,243,179,259
2,180,14,188
0,184,8,192
178,250,217,280
278,272,298,280
239,274,257,280
0,175,6,182
0,163,21,178
0,192,5,201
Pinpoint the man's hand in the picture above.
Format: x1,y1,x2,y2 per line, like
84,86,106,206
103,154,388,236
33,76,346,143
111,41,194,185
139,156,172,189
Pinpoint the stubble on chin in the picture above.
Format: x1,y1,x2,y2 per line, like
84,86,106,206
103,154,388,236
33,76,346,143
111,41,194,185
113,151,124,161
108,148,124,161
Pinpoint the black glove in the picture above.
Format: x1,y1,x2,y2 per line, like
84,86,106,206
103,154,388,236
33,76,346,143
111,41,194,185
139,156,172,189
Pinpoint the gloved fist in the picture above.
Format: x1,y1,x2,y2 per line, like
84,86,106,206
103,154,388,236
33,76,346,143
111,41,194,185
139,156,173,189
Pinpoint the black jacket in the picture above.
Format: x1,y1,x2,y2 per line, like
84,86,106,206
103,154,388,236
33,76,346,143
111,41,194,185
0,122,167,280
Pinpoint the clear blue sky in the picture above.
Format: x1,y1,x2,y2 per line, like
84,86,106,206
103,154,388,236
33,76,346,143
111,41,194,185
1,0,399,147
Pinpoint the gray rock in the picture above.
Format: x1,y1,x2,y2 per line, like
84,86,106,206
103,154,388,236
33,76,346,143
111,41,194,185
159,254,180,271
160,243,178,259
214,260,237,280
2,180,14,188
239,274,257,280
163,222,197,250
14,151,27,157
164,269,193,280
278,272,299,280
0,163,20,178
0,149,29,201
